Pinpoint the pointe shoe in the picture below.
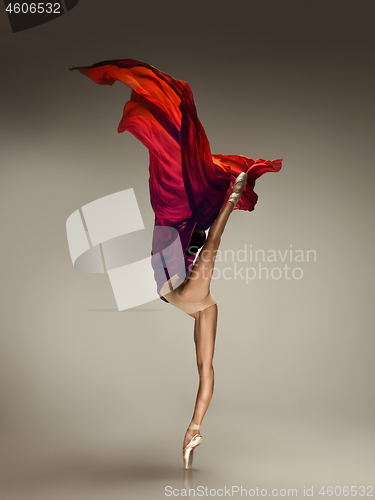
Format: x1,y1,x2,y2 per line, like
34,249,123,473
183,421,202,469
228,172,248,206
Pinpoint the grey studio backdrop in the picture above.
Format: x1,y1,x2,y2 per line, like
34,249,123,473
0,1,374,499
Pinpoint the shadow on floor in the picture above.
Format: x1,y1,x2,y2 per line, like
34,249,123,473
1,456,184,492
87,308,162,312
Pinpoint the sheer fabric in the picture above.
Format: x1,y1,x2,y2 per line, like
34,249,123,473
70,60,282,294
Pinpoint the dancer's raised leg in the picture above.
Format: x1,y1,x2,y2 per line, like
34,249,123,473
180,172,248,303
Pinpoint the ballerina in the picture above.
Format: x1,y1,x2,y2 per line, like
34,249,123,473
70,59,282,469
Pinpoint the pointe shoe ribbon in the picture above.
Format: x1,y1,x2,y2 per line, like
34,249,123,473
185,421,200,441
183,433,202,449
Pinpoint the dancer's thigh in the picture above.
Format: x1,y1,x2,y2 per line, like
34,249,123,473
179,242,217,303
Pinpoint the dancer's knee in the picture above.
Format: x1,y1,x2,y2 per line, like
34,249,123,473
197,361,214,378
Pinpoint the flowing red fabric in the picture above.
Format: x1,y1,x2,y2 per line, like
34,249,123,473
70,60,282,293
